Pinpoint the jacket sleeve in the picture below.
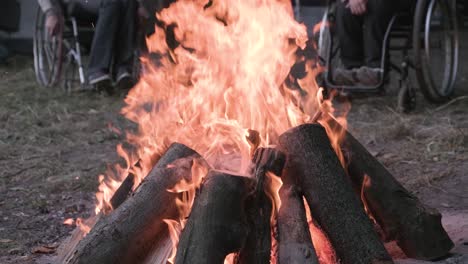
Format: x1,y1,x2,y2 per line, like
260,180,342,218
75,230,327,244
37,0,59,13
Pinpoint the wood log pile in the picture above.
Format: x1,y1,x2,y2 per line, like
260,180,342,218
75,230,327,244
63,123,454,264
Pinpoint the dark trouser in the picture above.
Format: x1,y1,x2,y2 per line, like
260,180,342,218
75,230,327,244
336,0,412,69
88,0,137,80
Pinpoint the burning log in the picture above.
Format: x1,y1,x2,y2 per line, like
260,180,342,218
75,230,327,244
279,124,392,264
175,170,255,264
66,143,205,264
275,145,318,264
277,184,319,264
236,148,286,264
331,119,454,260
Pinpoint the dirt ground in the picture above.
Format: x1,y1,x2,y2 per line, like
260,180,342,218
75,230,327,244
0,41,467,263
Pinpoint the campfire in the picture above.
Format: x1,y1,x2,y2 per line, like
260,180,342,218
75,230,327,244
59,0,453,263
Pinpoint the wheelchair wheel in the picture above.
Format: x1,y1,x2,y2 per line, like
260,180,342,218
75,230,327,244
316,4,338,69
33,8,64,87
413,0,459,103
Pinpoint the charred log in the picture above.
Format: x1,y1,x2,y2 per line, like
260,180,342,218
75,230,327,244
279,124,392,264
251,147,286,176
277,184,319,264
274,144,318,264
66,143,204,264
110,172,135,210
236,148,286,264
331,119,454,260
175,170,255,264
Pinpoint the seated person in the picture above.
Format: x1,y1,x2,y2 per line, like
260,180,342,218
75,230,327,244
37,0,138,92
333,0,413,86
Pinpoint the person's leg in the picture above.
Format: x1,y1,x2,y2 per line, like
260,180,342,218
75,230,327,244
363,0,394,68
349,0,395,86
336,0,364,69
114,0,137,87
87,0,122,85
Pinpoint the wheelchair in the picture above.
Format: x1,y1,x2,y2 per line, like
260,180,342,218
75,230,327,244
33,0,142,92
34,0,101,91
312,0,459,112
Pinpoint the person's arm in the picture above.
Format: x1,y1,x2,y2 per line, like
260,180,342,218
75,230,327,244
37,0,58,13
37,0,62,36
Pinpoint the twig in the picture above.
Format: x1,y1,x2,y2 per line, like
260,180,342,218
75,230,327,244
431,95,468,113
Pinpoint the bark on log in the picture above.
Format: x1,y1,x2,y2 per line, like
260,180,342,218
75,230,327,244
236,148,286,264
277,184,319,264
333,119,454,260
175,170,255,264
66,143,204,264
279,124,392,264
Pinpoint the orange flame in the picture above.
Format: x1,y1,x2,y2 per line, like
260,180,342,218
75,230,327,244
163,159,209,261
265,171,283,224
266,171,283,264
361,174,379,226
86,0,351,262
92,0,327,216
163,219,183,264
224,253,236,264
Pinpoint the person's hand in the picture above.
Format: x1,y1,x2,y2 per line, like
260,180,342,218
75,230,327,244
345,0,368,15
45,10,60,37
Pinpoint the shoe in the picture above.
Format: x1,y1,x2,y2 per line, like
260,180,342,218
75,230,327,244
89,72,113,95
354,66,383,87
332,68,357,86
116,71,134,91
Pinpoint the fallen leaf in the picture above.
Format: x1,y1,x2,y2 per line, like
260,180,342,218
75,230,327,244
0,239,13,243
